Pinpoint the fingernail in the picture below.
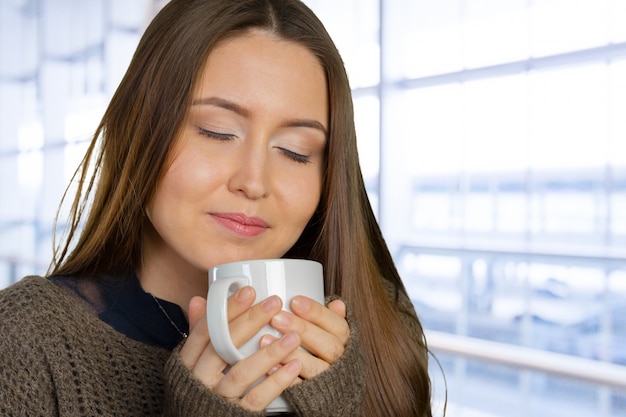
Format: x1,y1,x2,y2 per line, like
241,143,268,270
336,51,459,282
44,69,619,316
272,311,291,327
292,296,311,312
236,286,254,302
268,364,282,375
285,359,301,375
281,332,298,348
259,334,275,348
262,296,280,312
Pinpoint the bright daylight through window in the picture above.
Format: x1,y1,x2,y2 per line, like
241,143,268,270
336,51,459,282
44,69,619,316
1,1,625,416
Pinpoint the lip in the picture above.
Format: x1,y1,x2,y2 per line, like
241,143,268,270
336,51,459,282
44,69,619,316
210,212,270,237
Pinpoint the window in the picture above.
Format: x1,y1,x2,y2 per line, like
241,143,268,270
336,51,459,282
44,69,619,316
1,1,625,415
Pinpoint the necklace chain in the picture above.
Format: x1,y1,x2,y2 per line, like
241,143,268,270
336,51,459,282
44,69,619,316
150,294,188,339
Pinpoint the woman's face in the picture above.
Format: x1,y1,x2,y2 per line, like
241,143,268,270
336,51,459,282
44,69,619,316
144,30,328,278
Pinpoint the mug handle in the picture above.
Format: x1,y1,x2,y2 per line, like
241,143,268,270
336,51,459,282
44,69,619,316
206,276,249,365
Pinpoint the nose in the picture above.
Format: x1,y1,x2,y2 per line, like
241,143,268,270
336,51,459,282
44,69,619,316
227,142,271,199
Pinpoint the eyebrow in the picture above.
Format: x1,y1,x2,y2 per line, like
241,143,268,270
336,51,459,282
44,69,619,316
192,96,328,137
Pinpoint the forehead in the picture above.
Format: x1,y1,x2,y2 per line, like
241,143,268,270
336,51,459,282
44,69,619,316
192,29,328,127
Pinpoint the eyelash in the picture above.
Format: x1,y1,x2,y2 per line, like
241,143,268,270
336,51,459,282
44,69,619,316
197,127,235,141
277,147,311,164
197,127,311,165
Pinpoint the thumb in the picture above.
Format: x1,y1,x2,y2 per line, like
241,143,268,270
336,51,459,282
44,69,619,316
188,296,207,331
328,299,347,319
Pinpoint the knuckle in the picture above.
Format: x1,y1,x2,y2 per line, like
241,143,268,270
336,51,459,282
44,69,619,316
243,390,265,410
201,378,220,393
307,358,330,378
202,372,223,390
334,317,350,341
340,326,350,344
294,319,308,335
329,343,345,363
224,364,247,386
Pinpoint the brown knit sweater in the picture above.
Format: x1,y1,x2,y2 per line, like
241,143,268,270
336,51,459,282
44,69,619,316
0,276,368,416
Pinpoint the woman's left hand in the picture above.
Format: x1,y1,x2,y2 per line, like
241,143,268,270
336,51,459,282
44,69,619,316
261,297,350,380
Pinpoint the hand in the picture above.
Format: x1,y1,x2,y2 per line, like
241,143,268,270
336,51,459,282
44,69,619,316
179,287,302,412
262,296,350,380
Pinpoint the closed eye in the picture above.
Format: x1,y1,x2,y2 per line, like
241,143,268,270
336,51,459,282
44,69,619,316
277,147,311,164
197,127,236,141
197,126,312,164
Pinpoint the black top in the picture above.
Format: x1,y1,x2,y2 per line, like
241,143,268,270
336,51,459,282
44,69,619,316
50,272,189,350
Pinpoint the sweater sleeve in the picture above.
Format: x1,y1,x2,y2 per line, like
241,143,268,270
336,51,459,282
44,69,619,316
283,281,425,417
162,297,366,417
0,281,58,417
281,296,366,417
162,346,264,417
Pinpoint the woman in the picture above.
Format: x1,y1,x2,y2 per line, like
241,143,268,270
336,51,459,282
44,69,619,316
0,0,432,416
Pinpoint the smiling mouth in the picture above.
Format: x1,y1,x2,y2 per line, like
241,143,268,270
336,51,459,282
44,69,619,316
210,212,269,237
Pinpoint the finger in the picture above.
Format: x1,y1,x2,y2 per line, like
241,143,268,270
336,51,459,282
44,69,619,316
271,297,350,364
291,296,350,344
194,287,256,377
271,311,345,365
327,299,347,319
215,332,301,406
227,295,283,348
191,342,229,388
180,296,210,368
228,286,257,321
193,296,283,389
188,296,207,329
181,287,255,369
181,300,229,384
241,359,302,411
260,334,330,380
187,289,262,388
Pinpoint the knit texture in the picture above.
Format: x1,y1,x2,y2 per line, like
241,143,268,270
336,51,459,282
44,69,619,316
0,276,370,416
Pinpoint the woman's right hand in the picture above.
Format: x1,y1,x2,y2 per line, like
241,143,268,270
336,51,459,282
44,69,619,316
179,286,302,412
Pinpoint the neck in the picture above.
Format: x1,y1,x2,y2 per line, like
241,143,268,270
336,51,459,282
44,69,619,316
137,226,207,318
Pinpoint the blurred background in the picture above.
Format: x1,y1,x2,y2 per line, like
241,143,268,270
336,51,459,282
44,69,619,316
1,0,625,416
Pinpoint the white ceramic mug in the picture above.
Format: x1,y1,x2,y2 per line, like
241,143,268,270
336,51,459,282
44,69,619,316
207,258,324,414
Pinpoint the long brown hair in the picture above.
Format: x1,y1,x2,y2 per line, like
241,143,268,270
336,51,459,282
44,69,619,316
51,0,432,415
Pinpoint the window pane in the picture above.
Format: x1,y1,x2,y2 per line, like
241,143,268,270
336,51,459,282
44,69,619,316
463,0,530,68
305,0,379,88
530,0,610,57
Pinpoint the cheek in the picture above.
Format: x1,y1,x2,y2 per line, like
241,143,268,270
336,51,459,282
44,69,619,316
162,152,219,198
153,168,189,210
287,174,322,225
148,155,214,221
